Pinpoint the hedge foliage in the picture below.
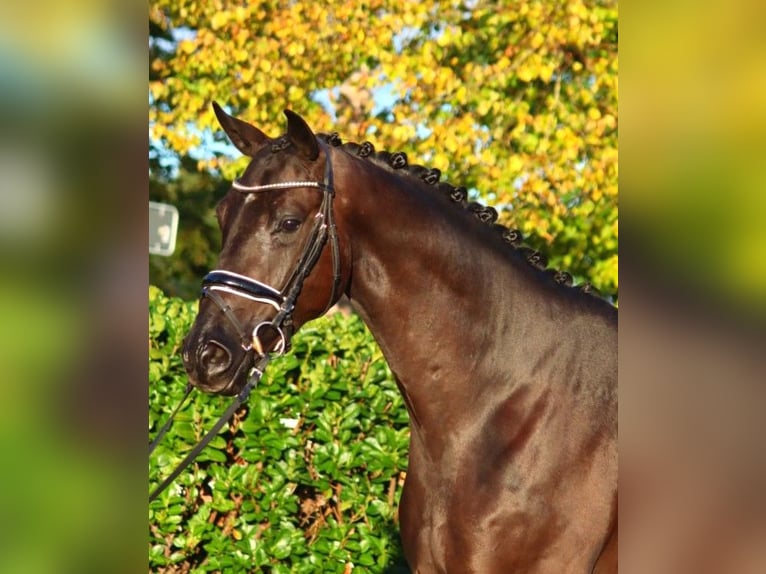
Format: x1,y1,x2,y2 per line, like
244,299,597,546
149,286,411,572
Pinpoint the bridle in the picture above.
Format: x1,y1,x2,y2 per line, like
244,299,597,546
149,140,341,502
203,140,341,354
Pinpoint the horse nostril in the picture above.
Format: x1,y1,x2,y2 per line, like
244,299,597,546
198,340,232,376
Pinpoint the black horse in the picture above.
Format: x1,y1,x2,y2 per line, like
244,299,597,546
182,104,618,573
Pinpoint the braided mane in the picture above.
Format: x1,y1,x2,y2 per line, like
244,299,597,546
315,132,602,299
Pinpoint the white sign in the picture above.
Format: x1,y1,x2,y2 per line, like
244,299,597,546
149,201,179,256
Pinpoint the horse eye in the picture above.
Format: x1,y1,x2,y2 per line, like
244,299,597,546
279,218,302,233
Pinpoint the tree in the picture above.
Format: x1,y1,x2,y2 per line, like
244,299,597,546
149,152,227,299
149,0,618,297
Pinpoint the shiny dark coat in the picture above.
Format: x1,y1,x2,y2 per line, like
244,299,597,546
182,105,618,573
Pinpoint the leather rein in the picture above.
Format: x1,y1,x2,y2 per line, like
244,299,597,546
149,142,341,502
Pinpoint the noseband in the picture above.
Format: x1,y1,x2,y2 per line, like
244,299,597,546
149,141,341,502
201,141,341,355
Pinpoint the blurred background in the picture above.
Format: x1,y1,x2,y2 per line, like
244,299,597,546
622,1,766,571
0,1,145,573
0,0,764,571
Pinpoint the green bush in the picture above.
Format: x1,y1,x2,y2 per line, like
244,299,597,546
149,286,411,573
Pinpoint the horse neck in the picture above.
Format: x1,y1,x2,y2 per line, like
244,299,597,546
335,157,601,434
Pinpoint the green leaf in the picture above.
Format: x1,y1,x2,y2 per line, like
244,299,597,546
270,531,293,560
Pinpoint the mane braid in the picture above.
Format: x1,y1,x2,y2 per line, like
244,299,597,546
315,132,605,300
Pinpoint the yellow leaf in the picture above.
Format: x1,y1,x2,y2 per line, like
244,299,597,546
178,40,195,55
539,64,554,83
211,13,227,31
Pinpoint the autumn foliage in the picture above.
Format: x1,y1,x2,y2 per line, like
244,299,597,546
149,0,617,296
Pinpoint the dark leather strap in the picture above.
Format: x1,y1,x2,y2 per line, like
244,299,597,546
149,353,270,503
148,383,193,455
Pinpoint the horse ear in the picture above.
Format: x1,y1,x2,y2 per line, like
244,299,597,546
284,109,319,161
212,101,269,157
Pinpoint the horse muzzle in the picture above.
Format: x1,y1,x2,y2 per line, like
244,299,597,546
182,331,253,396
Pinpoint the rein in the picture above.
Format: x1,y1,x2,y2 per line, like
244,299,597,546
149,142,340,503
149,356,266,502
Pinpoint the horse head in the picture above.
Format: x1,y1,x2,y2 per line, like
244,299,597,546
182,103,349,395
